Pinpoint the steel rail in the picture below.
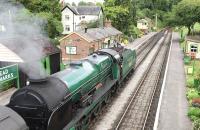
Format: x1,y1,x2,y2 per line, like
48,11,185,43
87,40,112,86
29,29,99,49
134,32,164,69
115,31,171,130
89,31,165,130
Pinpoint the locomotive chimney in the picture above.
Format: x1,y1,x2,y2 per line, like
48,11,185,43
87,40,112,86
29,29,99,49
104,19,112,27
28,78,48,85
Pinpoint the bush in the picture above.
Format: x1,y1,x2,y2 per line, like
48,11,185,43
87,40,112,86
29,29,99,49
187,89,200,101
188,107,200,118
187,77,194,88
194,118,200,130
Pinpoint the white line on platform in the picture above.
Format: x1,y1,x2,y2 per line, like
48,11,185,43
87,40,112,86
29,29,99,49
153,32,174,130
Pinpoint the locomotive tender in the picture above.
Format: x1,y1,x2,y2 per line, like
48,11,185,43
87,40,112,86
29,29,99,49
0,106,28,130
5,46,136,130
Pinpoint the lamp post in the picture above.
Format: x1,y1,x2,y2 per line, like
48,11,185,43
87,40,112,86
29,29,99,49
155,13,158,30
153,13,158,31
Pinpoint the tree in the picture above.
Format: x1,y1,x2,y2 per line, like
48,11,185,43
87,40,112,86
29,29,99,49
78,1,88,6
104,0,136,36
72,2,76,6
96,2,103,7
16,0,63,38
78,1,95,6
165,0,200,35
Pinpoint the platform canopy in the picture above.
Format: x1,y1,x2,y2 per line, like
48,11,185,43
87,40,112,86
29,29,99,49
0,43,23,63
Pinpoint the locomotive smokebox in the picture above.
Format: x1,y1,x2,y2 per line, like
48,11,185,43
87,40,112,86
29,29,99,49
8,77,73,130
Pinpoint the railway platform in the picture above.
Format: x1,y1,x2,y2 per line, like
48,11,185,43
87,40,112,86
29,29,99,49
155,32,192,130
126,32,156,49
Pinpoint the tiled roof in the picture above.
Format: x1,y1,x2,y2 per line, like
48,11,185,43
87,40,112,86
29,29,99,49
62,5,102,16
76,6,102,15
0,43,23,62
67,6,79,15
60,27,122,42
137,19,148,23
186,35,200,43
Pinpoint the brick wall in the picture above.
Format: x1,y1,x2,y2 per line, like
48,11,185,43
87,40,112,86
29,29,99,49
60,33,103,62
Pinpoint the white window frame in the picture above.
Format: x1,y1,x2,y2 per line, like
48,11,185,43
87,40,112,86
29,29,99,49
65,15,70,20
191,45,198,52
66,46,77,55
65,25,70,31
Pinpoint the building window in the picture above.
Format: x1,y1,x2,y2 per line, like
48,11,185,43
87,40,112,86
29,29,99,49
79,17,81,20
65,25,70,31
191,45,198,52
65,15,70,20
82,16,85,19
66,46,77,54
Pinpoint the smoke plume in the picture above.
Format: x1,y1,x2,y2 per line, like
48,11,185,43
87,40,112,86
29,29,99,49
0,1,48,79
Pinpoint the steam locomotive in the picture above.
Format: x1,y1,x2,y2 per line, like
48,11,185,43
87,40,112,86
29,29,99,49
1,46,136,130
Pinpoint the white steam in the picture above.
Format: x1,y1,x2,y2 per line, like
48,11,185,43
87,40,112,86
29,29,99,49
0,1,48,79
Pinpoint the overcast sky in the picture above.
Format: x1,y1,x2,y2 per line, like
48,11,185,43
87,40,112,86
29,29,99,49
64,0,104,4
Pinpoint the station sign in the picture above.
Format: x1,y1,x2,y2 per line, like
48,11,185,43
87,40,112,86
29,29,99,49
0,64,19,84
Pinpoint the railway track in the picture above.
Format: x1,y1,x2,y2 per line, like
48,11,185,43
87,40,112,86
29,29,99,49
90,31,165,130
115,31,172,130
135,32,164,69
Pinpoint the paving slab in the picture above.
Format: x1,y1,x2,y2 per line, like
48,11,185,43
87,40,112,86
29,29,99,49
157,32,192,130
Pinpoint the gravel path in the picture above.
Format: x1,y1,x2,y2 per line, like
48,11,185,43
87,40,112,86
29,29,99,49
94,35,165,130
157,32,192,130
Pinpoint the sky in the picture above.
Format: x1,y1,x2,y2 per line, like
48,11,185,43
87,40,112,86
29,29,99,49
64,0,104,4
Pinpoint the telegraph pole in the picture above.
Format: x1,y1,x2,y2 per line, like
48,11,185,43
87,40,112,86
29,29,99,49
155,13,158,30
155,13,158,31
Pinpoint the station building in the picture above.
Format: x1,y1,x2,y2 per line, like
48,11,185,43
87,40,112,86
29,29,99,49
59,26,122,63
137,18,152,33
185,36,200,59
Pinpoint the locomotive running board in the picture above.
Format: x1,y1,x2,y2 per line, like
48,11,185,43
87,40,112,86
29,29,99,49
63,77,117,130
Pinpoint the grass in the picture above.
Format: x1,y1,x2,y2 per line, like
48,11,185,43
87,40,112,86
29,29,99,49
178,22,200,129
187,88,200,101
185,59,200,129
178,23,200,39
194,23,200,31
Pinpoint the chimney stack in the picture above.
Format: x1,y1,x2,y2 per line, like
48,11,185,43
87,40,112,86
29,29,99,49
104,19,112,27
